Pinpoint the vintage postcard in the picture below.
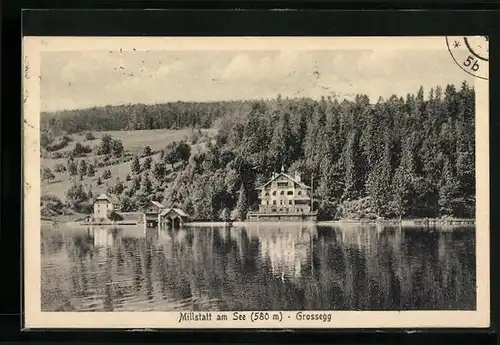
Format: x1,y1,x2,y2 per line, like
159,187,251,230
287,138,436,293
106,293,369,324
23,36,489,329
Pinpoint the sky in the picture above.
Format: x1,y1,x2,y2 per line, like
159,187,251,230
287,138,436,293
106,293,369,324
40,48,473,112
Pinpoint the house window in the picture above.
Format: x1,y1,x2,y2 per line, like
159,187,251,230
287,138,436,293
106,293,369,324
287,191,293,195
288,200,293,205
272,191,276,196
279,200,283,205
277,182,288,188
266,200,269,205
280,191,285,195
273,200,276,205
298,191,302,195
265,192,270,196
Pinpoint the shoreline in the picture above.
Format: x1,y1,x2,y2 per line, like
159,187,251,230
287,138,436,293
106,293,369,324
43,217,476,228
317,218,476,226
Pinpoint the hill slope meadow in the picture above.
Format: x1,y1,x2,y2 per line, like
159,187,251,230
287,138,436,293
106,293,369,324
41,128,216,202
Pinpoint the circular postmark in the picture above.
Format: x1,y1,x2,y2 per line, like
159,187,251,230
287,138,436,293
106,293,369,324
446,36,488,80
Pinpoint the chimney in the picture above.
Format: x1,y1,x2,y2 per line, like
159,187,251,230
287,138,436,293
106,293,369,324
295,171,301,182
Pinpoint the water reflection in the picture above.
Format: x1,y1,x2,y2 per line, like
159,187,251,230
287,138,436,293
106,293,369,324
40,223,476,312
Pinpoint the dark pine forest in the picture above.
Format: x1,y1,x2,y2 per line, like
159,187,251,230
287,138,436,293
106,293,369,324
42,82,475,221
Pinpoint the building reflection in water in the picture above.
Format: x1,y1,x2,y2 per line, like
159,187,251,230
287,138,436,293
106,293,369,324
247,224,317,280
40,222,476,312
91,227,123,248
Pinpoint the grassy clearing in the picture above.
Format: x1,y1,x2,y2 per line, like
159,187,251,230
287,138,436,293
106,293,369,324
77,128,216,153
41,128,217,200
47,128,217,157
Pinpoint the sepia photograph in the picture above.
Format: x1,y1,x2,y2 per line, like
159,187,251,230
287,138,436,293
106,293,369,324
23,36,489,328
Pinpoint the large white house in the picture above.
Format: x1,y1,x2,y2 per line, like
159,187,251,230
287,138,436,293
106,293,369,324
248,166,317,221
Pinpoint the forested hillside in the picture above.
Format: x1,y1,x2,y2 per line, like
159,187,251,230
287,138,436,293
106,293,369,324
40,101,242,134
42,82,475,221
165,82,475,220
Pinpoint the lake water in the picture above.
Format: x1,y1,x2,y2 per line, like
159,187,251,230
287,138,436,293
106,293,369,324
40,223,476,312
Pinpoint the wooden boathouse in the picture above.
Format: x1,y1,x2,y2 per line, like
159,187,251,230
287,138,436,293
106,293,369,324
158,208,189,228
143,201,190,228
143,201,165,227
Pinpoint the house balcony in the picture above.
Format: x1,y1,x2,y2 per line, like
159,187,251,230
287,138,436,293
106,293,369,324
249,210,318,215
247,209,318,222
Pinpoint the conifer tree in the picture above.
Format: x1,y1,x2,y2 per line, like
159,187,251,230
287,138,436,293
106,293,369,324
132,175,142,192
131,154,141,174
87,163,95,177
183,199,195,217
164,142,180,170
241,104,268,156
111,139,124,157
236,183,249,220
142,145,152,157
114,179,125,195
141,173,153,195
269,112,293,170
67,158,78,176
366,137,392,217
143,156,152,171
390,136,415,218
342,131,361,201
78,159,88,177
152,162,166,181
438,157,462,216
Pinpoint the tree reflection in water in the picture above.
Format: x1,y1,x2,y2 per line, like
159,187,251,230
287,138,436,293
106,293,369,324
40,223,476,312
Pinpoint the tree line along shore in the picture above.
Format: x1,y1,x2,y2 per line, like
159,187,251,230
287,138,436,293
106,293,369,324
40,82,475,224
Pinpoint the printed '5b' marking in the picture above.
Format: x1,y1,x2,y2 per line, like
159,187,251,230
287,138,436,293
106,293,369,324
463,55,480,72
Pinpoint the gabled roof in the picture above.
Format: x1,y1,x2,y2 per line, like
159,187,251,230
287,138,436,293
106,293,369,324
256,172,311,190
95,193,108,200
150,201,165,208
94,193,120,205
160,208,189,218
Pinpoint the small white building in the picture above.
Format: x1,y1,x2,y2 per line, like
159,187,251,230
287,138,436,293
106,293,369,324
93,193,120,219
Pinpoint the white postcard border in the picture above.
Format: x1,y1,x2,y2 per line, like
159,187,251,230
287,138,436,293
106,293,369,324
23,36,490,329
